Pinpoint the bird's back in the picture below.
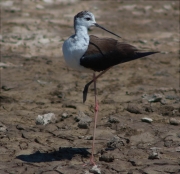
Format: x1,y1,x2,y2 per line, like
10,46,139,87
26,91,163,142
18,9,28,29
80,35,158,72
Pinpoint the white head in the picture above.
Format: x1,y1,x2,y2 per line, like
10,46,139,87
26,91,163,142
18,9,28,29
74,11,121,38
74,11,96,29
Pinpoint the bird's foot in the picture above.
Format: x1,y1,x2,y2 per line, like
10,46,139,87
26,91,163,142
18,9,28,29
83,155,96,167
90,155,96,166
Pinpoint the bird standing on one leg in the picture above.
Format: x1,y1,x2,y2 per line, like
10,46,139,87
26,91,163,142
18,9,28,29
62,11,158,165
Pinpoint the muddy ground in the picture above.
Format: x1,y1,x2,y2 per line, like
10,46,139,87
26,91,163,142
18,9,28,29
0,0,180,174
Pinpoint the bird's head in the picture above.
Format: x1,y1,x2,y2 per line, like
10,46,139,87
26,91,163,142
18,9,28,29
74,11,96,29
74,11,121,38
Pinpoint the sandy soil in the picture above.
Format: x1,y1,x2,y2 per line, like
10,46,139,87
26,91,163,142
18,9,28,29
0,0,180,173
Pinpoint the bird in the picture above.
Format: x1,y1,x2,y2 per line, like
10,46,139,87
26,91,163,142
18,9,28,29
62,11,158,165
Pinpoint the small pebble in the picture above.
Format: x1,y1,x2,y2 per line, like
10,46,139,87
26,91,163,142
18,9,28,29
74,111,92,122
99,152,114,162
36,113,56,125
75,111,92,129
36,4,44,9
176,147,180,152
127,104,142,114
148,94,163,102
61,112,69,119
85,135,93,140
108,116,120,123
89,165,101,174
149,147,161,159
78,120,89,129
148,151,160,159
39,38,50,44
43,0,53,3
141,117,153,123
163,4,172,10
1,1,13,7
78,136,84,139
107,135,125,148
169,118,180,125
0,122,7,132
177,132,180,138
164,140,172,147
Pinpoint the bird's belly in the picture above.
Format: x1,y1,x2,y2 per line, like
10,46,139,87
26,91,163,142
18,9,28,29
62,39,92,72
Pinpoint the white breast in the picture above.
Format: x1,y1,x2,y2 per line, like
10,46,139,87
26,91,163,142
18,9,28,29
62,35,92,73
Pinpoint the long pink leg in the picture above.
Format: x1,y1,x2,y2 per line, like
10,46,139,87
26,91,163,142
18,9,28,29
83,67,111,103
90,72,99,166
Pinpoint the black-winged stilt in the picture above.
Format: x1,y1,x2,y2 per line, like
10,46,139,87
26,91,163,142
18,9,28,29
62,11,158,165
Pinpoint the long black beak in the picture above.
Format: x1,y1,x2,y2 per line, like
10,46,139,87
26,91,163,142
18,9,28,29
94,23,121,38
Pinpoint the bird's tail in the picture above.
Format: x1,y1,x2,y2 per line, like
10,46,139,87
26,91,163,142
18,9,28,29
135,51,159,59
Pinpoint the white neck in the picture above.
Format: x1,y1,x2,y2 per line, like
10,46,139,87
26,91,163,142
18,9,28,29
75,25,88,37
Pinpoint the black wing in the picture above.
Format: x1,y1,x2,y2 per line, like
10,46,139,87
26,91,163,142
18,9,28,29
80,35,158,72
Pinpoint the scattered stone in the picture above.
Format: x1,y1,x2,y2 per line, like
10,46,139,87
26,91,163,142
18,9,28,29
36,4,44,9
164,140,173,147
0,122,7,132
127,104,142,114
37,79,48,85
138,40,147,44
85,135,93,140
108,115,120,123
144,5,152,11
43,0,53,3
1,1,13,7
61,112,69,119
36,113,56,125
175,147,180,152
177,132,180,138
148,151,160,159
74,111,92,122
148,94,163,102
119,5,136,11
75,111,92,129
99,152,114,162
149,147,161,159
0,62,22,68
78,135,84,139
39,38,50,44
89,165,101,174
169,118,180,125
164,4,172,10
107,136,126,149
78,120,90,129
141,117,153,123
16,124,27,130
160,99,167,105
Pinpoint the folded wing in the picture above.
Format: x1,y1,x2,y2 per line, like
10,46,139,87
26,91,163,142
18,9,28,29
80,35,158,72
